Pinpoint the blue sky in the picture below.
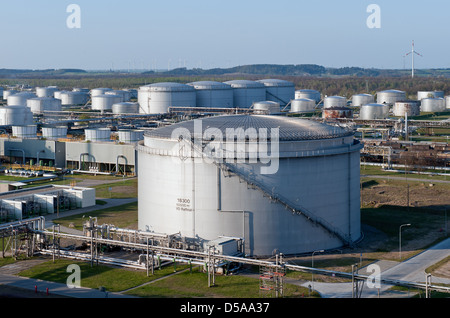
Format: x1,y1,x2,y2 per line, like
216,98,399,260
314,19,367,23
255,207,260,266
1,0,449,70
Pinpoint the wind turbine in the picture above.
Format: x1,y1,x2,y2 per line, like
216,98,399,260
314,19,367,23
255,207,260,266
404,40,422,78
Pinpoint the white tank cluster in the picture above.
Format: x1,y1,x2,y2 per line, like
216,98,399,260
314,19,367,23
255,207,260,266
84,128,112,142
393,100,421,117
420,97,446,112
256,79,295,107
295,89,321,103
352,94,374,107
27,97,62,114
187,81,233,108
376,90,406,105
323,96,347,109
138,82,197,114
7,92,36,106
289,98,316,113
112,102,140,114
359,103,389,120
137,114,362,256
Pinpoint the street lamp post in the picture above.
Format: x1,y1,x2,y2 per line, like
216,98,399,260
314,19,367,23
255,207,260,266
312,249,324,290
399,224,411,260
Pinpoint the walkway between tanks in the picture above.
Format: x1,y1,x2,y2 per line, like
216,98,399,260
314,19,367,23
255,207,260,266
296,237,450,298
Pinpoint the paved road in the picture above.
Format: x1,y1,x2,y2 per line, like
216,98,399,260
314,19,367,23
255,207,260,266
299,237,450,298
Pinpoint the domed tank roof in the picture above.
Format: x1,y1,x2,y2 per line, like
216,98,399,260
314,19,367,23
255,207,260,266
139,82,195,92
187,81,232,90
223,80,266,88
144,114,352,141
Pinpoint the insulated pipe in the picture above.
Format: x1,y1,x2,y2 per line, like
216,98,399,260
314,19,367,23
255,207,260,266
9,148,25,164
116,155,127,174
36,150,45,166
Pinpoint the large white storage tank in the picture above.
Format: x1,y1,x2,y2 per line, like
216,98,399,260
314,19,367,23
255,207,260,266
223,80,267,108
105,90,132,102
417,91,444,100
90,88,113,97
289,98,316,113
42,126,68,139
352,94,374,107
420,97,445,112
91,94,122,111
0,106,33,126
295,89,321,103
256,79,295,107
7,92,36,106
60,91,89,106
112,102,140,114
138,82,196,114
36,86,59,98
84,128,112,142
393,101,421,117
323,96,347,109
27,97,62,114
137,115,362,256
359,103,389,120
12,125,37,138
376,90,406,105
187,81,233,108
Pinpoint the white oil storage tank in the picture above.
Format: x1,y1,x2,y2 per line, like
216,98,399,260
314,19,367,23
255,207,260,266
138,82,196,114
0,106,33,126
27,97,62,114
417,91,444,100
420,97,445,112
445,96,450,109
12,125,37,138
187,81,233,108
393,101,421,117
36,86,59,98
289,98,316,113
84,128,111,142
359,103,389,120
376,90,406,105
105,90,132,102
256,79,295,107
223,80,267,108
118,129,144,144
295,89,321,103
90,88,113,97
3,90,18,100
252,101,280,114
352,94,374,107
323,96,347,109
42,126,68,139
91,94,122,111
137,114,362,256
112,102,140,114
60,91,89,106
7,92,36,106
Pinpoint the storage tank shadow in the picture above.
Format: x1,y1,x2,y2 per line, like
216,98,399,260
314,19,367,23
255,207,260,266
137,115,363,257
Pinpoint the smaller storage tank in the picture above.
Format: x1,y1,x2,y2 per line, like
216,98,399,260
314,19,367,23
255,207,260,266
352,94,374,107
256,79,295,107
323,96,347,109
3,90,18,100
295,89,321,103
91,94,122,111
27,97,62,114
359,103,389,120
85,128,112,142
12,125,37,138
60,91,89,106
322,107,353,119
73,88,90,94
118,129,144,143
112,102,140,114
252,101,280,114
223,80,267,108
90,88,113,97
393,101,421,117
7,92,36,106
42,126,68,139
36,86,59,98
445,96,450,109
420,97,446,112
187,81,233,108
417,91,444,100
106,90,132,102
0,106,34,126
289,98,316,113
376,90,406,105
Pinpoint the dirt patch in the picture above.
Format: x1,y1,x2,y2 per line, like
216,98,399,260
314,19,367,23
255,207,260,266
433,260,450,278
